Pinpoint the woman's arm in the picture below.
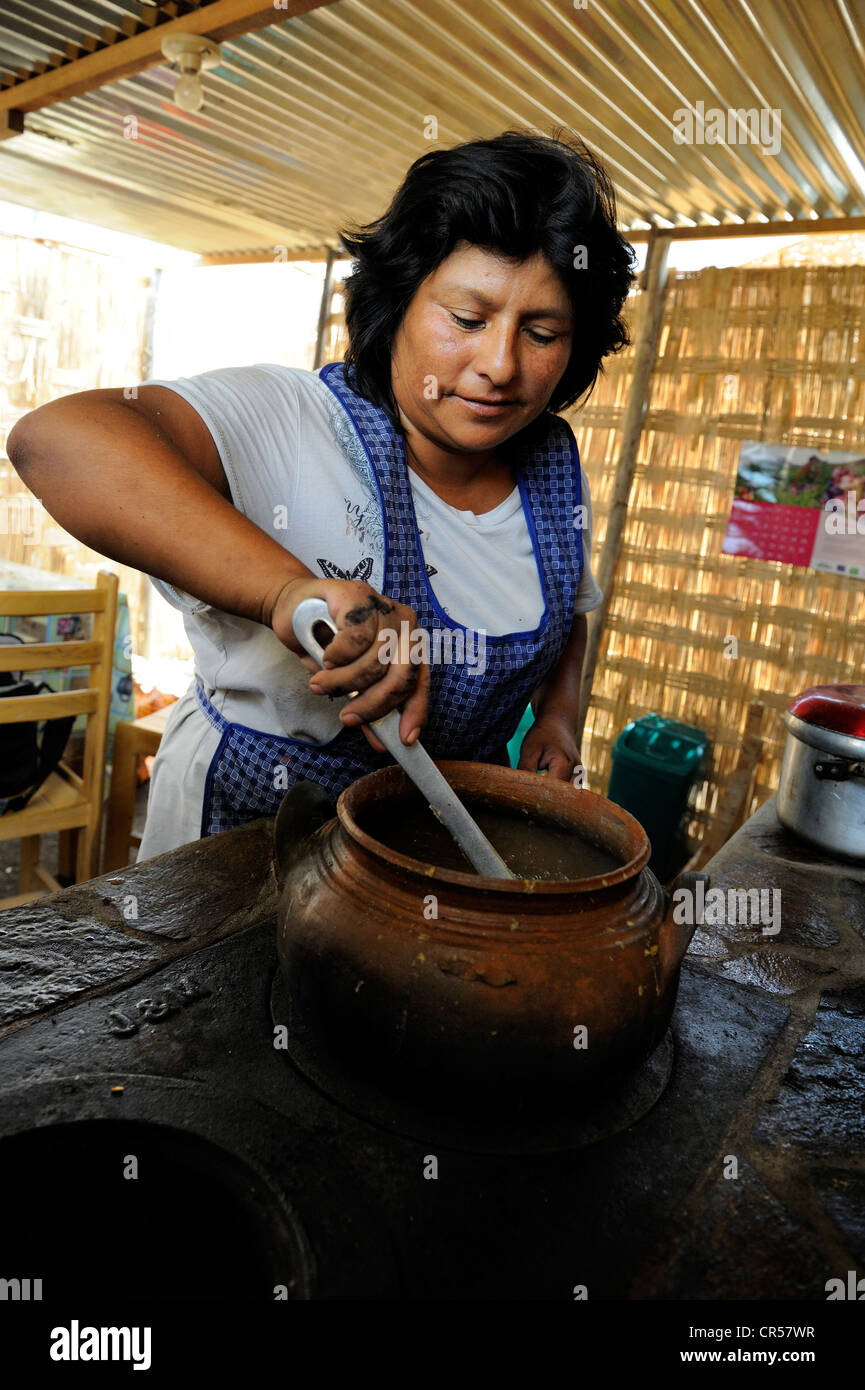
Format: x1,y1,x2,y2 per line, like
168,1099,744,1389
7,386,304,627
517,612,587,781
6,387,428,742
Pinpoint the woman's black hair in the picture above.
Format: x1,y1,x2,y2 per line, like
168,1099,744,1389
339,130,636,422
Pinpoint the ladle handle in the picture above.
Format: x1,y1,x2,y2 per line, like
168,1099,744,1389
292,597,346,672
291,598,515,879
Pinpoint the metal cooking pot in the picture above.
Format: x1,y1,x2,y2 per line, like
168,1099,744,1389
777,685,865,860
273,763,708,1119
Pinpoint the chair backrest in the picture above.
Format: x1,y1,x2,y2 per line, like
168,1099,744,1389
0,570,119,805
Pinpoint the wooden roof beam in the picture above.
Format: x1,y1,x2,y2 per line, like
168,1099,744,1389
626,214,865,241
197,246,337,264
0,0,339,122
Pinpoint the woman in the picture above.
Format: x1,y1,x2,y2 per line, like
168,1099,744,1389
8,131,635,860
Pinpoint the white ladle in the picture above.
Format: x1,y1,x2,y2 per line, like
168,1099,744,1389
292,597,515,879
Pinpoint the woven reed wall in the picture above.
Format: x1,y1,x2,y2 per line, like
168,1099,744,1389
572,263,865,840
0,234,152,651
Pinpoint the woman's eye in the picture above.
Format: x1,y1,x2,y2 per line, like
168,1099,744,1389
448,312,557,344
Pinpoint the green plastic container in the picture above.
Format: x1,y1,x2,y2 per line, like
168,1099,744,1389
607,714,708,878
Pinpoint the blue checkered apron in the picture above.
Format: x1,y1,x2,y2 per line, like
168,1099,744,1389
196,362,583,836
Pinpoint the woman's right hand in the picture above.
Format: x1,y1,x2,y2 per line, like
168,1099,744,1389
269,576,430,750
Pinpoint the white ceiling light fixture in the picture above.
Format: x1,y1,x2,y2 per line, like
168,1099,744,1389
160,34,222,113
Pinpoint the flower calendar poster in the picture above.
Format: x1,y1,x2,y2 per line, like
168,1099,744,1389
722,441,865,576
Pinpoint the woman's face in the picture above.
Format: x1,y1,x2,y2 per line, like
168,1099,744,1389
390,241,574,456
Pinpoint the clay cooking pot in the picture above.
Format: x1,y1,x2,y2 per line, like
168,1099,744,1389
274,763,707,1119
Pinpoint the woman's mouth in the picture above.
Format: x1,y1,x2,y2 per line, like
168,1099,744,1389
453,394,518,417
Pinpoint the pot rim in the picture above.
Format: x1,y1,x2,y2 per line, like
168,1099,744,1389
783,710,865,764
336,761,651,894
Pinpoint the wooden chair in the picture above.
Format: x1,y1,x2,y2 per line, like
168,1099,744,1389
102,702,172,872
0,570,118,908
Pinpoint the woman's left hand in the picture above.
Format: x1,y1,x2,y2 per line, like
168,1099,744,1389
516,712,585,784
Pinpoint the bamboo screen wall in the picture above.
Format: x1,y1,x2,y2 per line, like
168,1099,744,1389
572,263,865,841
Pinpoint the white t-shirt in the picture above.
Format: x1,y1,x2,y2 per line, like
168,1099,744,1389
137,364,603,859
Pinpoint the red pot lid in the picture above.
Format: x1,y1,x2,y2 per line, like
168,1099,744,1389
787,685,865,738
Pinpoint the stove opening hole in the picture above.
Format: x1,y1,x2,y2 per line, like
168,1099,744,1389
0,1119,307,1300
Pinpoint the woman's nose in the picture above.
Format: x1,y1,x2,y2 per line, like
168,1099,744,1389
471,324,518,384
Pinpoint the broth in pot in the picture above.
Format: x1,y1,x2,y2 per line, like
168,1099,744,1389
359,796,622,880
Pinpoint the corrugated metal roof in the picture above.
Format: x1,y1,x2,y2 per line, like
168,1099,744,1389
0,2,162,83
1,0,864,254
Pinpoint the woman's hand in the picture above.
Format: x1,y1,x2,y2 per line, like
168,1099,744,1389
517,712,586,785
269,576,429,751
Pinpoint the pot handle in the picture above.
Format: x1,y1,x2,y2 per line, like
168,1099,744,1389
273,779,337,890
659,869,711,972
